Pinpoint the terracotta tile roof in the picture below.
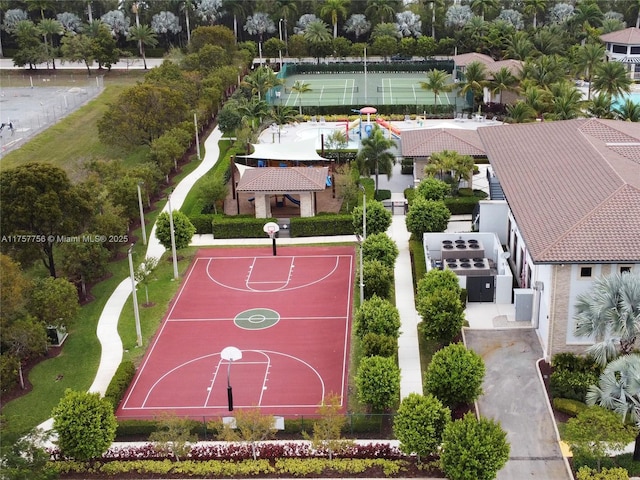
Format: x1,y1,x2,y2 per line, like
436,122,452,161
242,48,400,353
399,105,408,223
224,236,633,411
486,59,523,76
236,167,328,192
600,27,640,45
453,52,495,67
401,128,486,157
477,119,640,263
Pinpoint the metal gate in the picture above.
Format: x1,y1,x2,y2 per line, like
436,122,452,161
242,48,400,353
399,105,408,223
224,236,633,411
466,276,495,302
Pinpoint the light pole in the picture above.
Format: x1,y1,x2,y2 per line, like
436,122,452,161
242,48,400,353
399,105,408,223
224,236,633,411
221,346,242,411
357,234,364,304
278,19,284,69
137,182,146,245
359,184,367,239
194,112,201,160
127,244,142,347
167,193,179,280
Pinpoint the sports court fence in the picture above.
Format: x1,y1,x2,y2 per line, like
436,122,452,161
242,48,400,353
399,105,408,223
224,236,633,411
284,85,359,94
117,413,396,441
285,60,454,75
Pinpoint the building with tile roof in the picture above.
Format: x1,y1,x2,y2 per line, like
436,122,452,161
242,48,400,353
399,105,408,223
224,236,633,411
600,27,640,81
476,118,640,359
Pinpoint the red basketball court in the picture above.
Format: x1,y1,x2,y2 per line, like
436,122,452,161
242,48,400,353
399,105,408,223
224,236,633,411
117,245,355,419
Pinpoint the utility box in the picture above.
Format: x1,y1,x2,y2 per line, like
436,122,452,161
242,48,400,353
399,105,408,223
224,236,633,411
514,289,534,322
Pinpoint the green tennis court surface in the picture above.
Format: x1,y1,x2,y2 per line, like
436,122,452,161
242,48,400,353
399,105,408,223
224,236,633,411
273,72,461,109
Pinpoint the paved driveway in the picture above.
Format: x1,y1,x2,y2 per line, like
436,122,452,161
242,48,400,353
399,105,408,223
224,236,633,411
464,329,573,480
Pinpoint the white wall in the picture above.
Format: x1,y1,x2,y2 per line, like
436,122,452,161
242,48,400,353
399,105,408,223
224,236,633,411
478,200,509,245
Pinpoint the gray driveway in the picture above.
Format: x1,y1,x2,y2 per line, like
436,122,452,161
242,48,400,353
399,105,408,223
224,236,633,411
464,329,573,480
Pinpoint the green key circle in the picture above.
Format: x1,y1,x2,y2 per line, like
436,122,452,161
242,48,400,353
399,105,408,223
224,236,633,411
234,308,280,330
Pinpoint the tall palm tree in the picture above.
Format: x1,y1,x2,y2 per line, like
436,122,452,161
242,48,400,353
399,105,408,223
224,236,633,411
238,96,270,130
586,354,640,461
523,0,547,29
548,81,584,120
269,105,298,143
489,67,518,104
458,61,488,113
586,92,614,119
592,61,633,99
222,0,246,42
470,0,498,21
614,99,640,122
425,150,474,193
357,125,396,196
320,0,349,39
128,25,158,69
176,0,195,45
38,18,62,70
420,69,453,110
290,80,311,114
365,0,400,24
505,31,535,60
303,19,332,64
242,66,282,100
273,0,298,52
575,42,605,100
574,272,640,366
521,84,551,119
505,101,536,123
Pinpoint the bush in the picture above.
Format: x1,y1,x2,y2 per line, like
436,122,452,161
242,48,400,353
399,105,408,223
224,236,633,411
360,333,398,358
104,361,136,410
552,398,589,417
576,467,630,480
549,353,603,402
417,269,461,297
443,196,480,215
352,200,392,236
415,178,450,201
363,259,393,300
374,189,391,201
291,214,354,237
362,233,399,269
405,197,450,237
354,295,401,339
417,288,465,344
355,356,400,412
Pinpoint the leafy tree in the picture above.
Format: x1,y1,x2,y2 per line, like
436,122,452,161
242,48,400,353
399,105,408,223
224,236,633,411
60,32,95,74
362,233,398,269
217,408,277,460
363,259,393,300
440,413,510,480
423,343,485,409
361,332,398,358
11,20,48,68
0,254,28,323
0,354,20,393
354,295,401,339
85,21,119,70
287,33,309,59
97,84,188,148
344,14,371,40
59,238,110,300
357,125,396,195
27,276,79,329
417,288,465,344
394,393,450,461
352,200,392,236
372,35,398,61
586,354,640,461
244,12,275,61
263,37,285,58
218,100,243,135
592,61,633,99
416,35,437,59
306,393,352,459
52,389,118,461
405,197,451,238
155,210,196,251
576,467,631,480
0,163,92,278
149,412,198,461
417,268,461,297
574,272,640,366
416,177,450,201
565,406,637,471
290,79,311,115
0,429,57,480
420,69,453,107
356,355,400,412
197,175,228,214
4,317,48,390
134,256,159,306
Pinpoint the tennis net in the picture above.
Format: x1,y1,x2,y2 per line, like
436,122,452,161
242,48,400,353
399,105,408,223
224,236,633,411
285,85,359,94
377,86,419,92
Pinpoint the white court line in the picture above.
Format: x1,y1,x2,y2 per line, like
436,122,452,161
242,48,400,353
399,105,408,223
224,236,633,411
166,316,348,323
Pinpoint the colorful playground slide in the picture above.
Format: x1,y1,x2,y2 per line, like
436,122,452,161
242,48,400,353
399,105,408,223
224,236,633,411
375,118,401,138
348,118,360,131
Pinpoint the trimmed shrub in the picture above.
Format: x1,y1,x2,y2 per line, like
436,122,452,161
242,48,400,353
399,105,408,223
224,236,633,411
362,233,398,269
360,333,398,358
354,295,401,339
363,259,393,300
375,189,391,201
104,361,136,409
552,398,589,417
549,354,602,402
576,467,630,480
355,356,400,412
417,288,465,344
290,214,354,237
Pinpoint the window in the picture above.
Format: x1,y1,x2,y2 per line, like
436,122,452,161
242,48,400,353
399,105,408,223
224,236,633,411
620,266,632,274
631,46,640,54
612,44,627,54
580,266,593,278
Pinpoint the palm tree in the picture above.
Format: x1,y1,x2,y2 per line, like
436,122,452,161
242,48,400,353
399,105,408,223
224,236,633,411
586,92,614,119
505,31,535,60
574,272,640,366
38,18,62,70
521,85,551,119
320,0,349,39
238,97,270,131
290,80,311,115
177,0,195,45
242,66,282,100
244,12,276,63
489,67,518,104
548,84,584,120
425,150,474,193
458,61,488,113
614,99,640,122
222,0,246,42
470,0,498,21
273,0,298,52
592,61,633,99
523,0,547,29
586,354,640,461
303,19,332,64
365,0,400,24
357,125,396,196
344,14,371,41
505,101,536,123
420,69,453,111
269,105,298,143
575,43,605,100
128,24,158,69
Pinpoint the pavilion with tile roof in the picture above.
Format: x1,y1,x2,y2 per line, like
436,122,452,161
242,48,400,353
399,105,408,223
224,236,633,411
600,27,640,81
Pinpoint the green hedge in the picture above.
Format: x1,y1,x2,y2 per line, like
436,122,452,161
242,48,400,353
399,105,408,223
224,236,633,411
189,214,279,237
290,214,354,237
103,361,136,410
375,190,391,202
552,397,589,417
443,196,480,215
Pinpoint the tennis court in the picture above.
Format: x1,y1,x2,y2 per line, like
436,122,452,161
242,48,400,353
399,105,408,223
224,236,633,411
276,72,461,109
117,245,355,420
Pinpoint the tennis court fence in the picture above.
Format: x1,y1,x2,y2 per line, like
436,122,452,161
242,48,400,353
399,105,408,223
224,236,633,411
285,85,359,94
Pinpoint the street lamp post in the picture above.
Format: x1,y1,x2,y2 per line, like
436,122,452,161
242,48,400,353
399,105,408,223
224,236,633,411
358,185,366,303
137,182,146,245
127,244,142,347
194,113,201,160
278,19,284,68
167,193,179,280
221,346,242,411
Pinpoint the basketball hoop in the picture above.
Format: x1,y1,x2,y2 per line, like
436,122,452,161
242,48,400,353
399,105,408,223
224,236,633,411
263,222,280,256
